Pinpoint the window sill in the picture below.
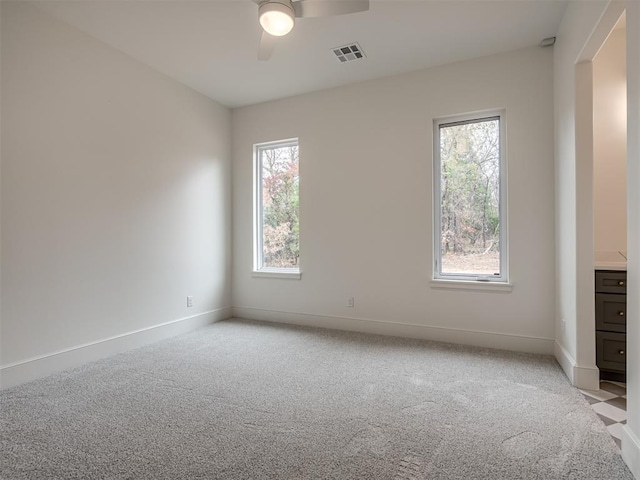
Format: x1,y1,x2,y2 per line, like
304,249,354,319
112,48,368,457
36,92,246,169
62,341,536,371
252,269,301,280
430,279,512,292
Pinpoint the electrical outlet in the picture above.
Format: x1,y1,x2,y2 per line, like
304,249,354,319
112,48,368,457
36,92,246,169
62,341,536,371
187,296,194,308
347,297,355,308
561,317,566,332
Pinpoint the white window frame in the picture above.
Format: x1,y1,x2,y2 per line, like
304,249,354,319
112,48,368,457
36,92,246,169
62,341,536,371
432,109,509,287
253,138,301,280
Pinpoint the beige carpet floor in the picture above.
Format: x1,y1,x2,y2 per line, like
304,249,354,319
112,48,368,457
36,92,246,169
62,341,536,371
0,318,633,479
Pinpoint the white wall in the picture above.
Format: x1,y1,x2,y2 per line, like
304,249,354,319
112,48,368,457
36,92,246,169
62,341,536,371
623,2,640,476
553,0,609,388
0,2,3,371
232,47,556,354
0,2,232,388
594,27,627,254
553,1,639,475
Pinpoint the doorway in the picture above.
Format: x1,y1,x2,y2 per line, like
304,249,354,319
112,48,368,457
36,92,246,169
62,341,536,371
592,13,628,384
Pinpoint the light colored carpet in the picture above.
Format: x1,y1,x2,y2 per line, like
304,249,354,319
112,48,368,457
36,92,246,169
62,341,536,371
0,318,633,479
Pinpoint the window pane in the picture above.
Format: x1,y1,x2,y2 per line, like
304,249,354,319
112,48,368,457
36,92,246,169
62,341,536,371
439,118,500,276
260,142,299,269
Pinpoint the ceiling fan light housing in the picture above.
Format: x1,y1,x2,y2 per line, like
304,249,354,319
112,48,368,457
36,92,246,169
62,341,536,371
259,1,295,37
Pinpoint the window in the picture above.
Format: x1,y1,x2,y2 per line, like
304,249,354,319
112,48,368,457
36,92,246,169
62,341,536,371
433,110,507,283
254,139,300,277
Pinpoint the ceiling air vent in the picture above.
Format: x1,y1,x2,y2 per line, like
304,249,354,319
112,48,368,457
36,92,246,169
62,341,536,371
332,43,366,63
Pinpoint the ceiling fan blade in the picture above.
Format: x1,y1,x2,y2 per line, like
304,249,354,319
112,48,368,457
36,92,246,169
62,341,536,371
258,30,277,61
293,0,369,18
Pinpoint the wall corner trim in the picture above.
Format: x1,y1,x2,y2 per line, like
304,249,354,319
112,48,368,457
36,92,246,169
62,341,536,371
554,340,576,383
622,425,640,479
0,307,232,390
554,340,600,390
232,307,554,355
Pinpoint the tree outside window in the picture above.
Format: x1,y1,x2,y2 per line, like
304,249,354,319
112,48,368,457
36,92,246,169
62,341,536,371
434,112,507,281
255,140,299,271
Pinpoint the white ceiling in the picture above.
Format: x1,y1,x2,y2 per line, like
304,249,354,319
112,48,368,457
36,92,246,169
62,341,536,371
34,0,568,108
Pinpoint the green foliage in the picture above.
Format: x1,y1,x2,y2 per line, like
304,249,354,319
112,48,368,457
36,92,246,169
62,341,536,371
440,119,501,264
261,145,299,268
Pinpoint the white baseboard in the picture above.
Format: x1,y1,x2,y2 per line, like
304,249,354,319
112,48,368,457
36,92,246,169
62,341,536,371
554,341,600,390
0,307,232,390
554,340,576,384
622,425,640,480
573,363,600,391
232,307,554,355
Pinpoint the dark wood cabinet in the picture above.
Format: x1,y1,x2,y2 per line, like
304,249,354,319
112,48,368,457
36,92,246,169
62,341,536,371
595,293,626,333
595,270,626,381
595,270,627,294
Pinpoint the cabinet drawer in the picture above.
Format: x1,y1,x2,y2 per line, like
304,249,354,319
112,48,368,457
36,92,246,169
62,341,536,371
595,293,627,333
595,271,627,294
596,331,626,373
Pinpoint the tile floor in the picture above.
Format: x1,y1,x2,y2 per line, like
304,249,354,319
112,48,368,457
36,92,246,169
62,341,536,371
580,381,627,448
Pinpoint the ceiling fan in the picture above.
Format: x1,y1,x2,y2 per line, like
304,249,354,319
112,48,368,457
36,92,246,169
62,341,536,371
253,0,369,61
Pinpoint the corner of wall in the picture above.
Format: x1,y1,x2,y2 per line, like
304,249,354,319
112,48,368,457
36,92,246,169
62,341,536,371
622,425,640,479
554,340,600,390
554,340,575,383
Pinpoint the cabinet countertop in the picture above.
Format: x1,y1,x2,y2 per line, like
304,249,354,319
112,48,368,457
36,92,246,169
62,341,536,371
595,251,627,271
